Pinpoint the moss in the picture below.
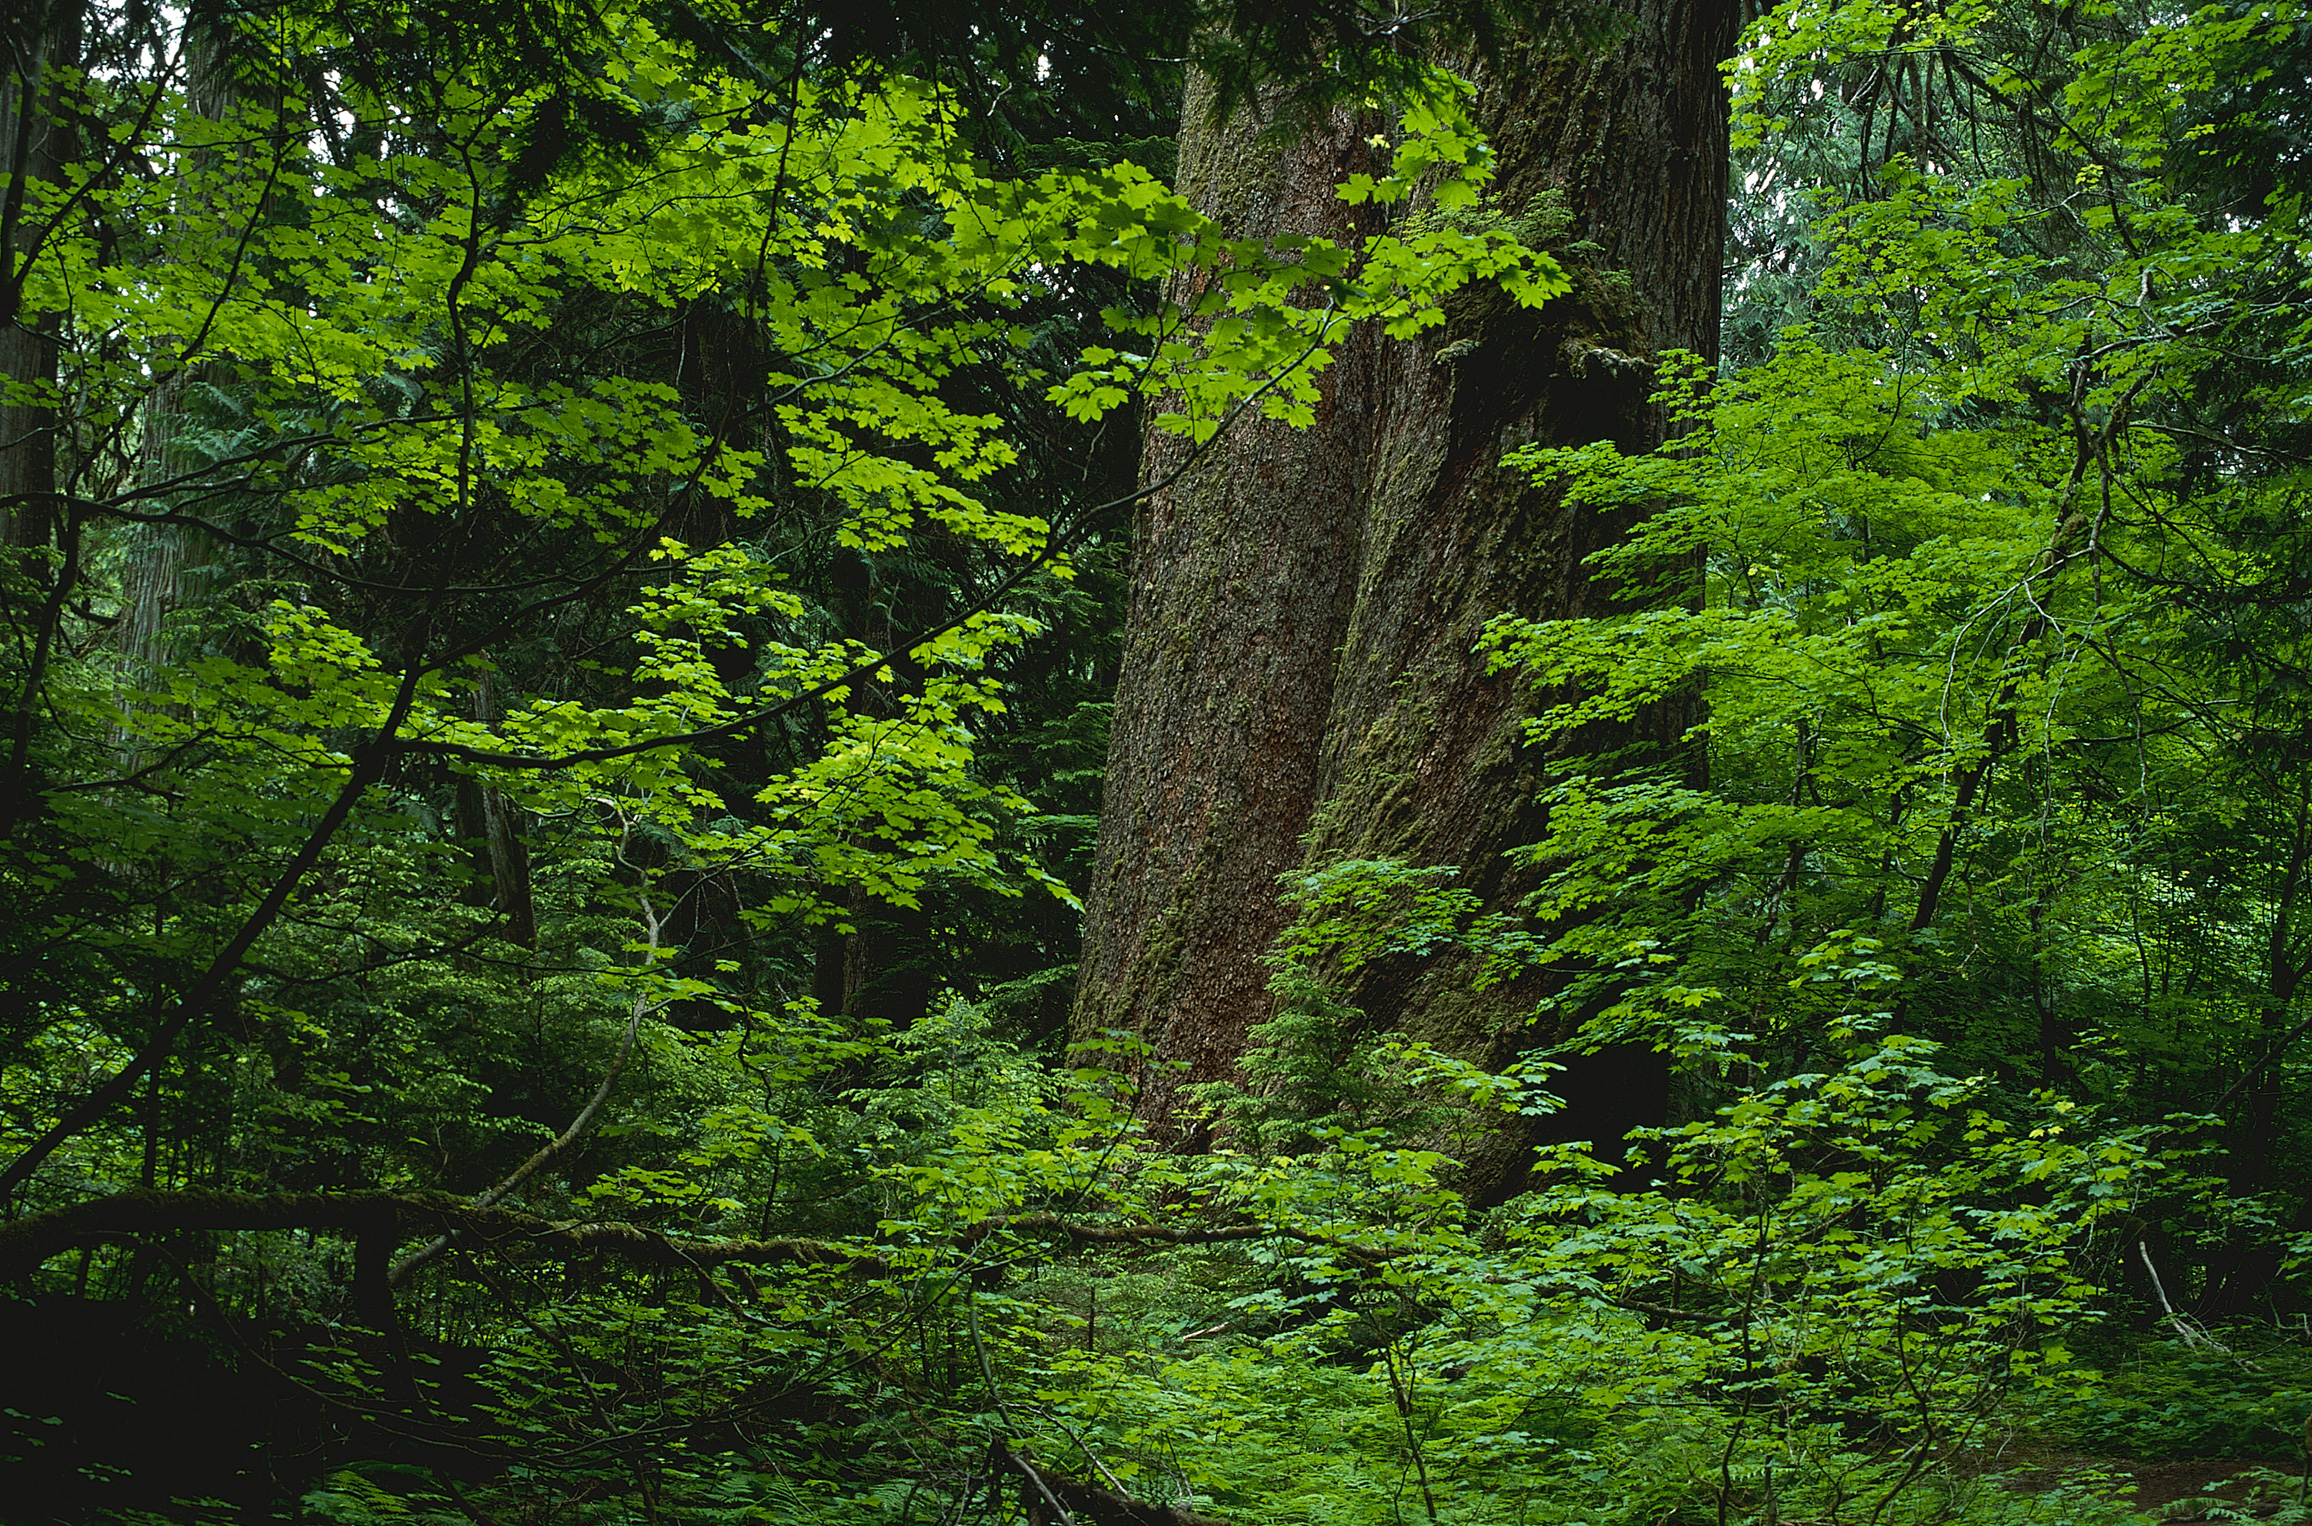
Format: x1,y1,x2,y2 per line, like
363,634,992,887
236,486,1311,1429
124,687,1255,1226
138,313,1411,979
1583,265,1637,317
1507,187,1575,252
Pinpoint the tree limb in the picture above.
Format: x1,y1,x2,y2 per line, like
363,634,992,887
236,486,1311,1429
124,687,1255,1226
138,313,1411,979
389,873,661,1285
0,1188,873,1283
0,1190,1400,1288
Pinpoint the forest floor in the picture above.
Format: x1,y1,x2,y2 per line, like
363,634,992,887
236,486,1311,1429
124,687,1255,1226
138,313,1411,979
1990,1449,2307,1519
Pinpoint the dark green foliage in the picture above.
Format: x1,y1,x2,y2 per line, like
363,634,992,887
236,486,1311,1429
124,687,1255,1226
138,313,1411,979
5,0,2312,1518
2024,1337,2312,1461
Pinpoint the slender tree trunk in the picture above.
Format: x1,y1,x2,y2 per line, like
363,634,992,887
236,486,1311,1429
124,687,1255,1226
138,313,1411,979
0,0,78,550
455,669,537,949
1073,0,1737,1185
117,23,237,699
116,368,212,661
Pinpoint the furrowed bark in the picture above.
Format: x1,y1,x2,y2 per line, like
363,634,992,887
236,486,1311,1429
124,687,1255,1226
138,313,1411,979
1073,0,1737,1192
1300,11,1731,1192
1071,74,1388,1135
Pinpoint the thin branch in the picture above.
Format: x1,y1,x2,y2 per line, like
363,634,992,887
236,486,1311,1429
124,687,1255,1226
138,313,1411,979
0,647,436,1201
391,862,666,1284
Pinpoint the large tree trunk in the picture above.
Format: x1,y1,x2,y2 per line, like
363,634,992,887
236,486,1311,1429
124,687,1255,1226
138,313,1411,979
1072,0,1736,1184
1069,76,1389,1135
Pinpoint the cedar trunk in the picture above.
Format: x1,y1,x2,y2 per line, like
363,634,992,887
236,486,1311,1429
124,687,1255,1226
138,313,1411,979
1073,1,1735,1182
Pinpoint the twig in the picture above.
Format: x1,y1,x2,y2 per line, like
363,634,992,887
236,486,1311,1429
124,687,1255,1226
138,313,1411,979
2138,1240,2248,1365
392,847,665,1284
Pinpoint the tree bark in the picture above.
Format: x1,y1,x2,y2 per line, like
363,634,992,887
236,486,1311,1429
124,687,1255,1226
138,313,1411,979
0,0,78,549
1070,73,1389,1134
1073,0,1736,1184
116,19,240,698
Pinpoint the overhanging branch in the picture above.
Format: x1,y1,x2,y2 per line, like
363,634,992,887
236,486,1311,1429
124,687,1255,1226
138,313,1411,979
0,1190,1390,1285
0,1188,872,1283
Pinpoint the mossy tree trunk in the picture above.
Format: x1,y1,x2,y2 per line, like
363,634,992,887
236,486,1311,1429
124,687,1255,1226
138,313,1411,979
1073,0,1736,1186
1068,74,1391,1133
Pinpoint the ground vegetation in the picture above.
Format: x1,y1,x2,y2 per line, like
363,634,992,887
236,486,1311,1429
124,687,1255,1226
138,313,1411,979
1,0,2309,1522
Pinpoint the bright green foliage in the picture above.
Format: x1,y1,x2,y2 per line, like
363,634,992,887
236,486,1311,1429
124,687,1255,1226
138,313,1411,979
988,1009,2159,1526
1,0,1559,1186
0,6,1575,1518
1481,0,2312,1143
6,0,2312,1517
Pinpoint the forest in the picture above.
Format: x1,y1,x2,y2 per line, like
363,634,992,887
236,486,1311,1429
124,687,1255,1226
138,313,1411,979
2,0,2309,1519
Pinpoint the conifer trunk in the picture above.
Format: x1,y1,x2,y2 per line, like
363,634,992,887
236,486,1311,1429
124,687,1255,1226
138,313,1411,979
0,0,78,550
1069,77,1388,1132
117,21,239,699
1073,0,1736,1181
